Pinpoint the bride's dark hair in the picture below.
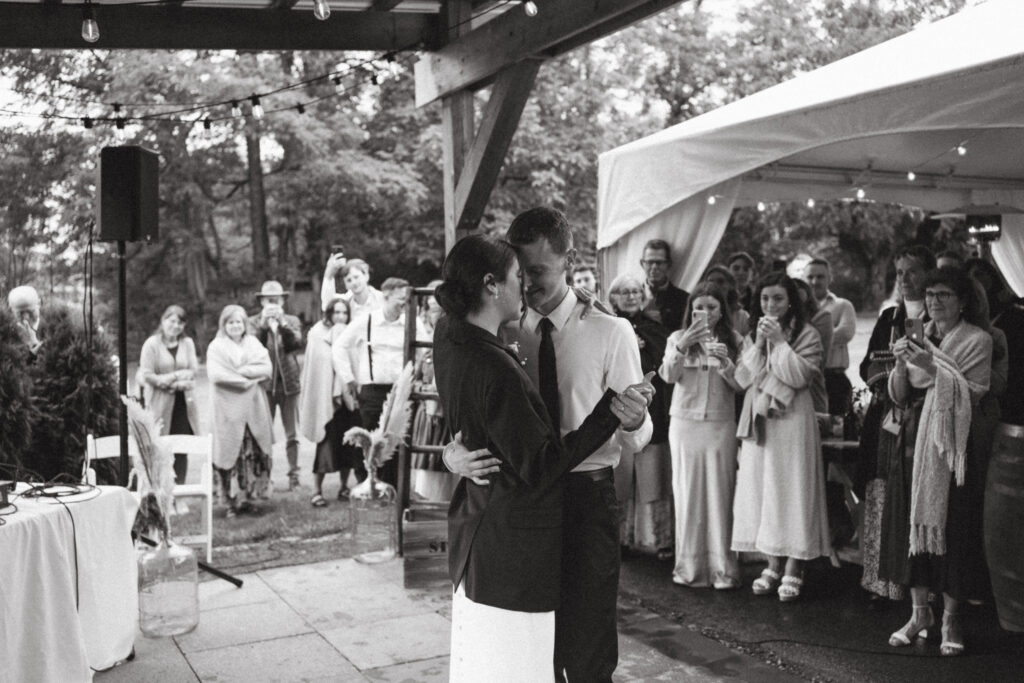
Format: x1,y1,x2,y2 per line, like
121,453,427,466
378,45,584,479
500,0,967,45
436,235,517,319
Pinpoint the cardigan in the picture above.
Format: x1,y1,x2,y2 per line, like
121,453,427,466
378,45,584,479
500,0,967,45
139,335,200,436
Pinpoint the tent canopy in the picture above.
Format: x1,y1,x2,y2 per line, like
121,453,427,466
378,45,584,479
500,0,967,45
597,0,1024,295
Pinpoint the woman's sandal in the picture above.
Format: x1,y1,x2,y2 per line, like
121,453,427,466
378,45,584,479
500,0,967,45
752,568,781,595
337,487,351,502
311,493,328,508
778,575,804,602
889,605,934,647
940,610,965,656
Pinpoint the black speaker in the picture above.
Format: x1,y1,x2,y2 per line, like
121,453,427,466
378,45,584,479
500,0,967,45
98,146,159,242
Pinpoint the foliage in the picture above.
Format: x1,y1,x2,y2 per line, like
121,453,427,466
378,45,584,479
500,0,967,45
27,304,119,481
0,308,36,470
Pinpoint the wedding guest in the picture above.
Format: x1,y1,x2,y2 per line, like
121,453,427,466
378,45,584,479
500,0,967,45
732,272,831,601
728,252,756,311
858,245,933,602
6,284,42,357
572,265,599,294
793,278,831,414
608,273,673,560
881,266,992,656
139,305,200,484
704,264,750,336
433,234,629,683
804,258,857,415
936,250,964,270
660,282,742,588
334,277,429,487
300,296,362,507
641,239,688,330
322,253,386,320
208,305,274,517
247,280,303,490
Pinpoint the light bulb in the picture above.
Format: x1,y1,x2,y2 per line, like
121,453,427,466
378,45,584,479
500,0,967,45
82,117,94,130
230,101,241,118
524,1,538,17
313,0,330,21
333,76,345,94
956,144,967,156
296,103,306,115
707,195,716,205
806,198,815,208
907,171,916,181
81,3,99,43
856,187,866,200
757,201,766,212
250,96,264,120
114,117,127,142
202,118,212,138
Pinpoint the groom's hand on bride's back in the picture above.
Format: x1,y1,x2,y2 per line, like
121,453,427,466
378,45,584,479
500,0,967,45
443,431,501,485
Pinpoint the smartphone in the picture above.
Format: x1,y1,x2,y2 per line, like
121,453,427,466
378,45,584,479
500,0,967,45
693,310,709,327
905,318,925,346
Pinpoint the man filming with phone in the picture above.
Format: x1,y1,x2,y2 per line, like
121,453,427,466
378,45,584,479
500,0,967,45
7,284,43,358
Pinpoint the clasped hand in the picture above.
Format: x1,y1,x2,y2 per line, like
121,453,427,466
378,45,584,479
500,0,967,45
443,371,657,485
756,316,785,347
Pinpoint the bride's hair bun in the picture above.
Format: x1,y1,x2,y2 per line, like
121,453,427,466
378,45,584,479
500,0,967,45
437,235,517,319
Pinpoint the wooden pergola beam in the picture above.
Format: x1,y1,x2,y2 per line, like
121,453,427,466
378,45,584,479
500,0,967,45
416,0,685,105
370,0,404,10
0,4,438,51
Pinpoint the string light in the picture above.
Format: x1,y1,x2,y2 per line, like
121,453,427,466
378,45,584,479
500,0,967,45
202,118,211,131
757,201,766,212
524,1,539,17
706,195,717,205
332,76,344,94
230,100,241,117
806,198,815,208
82,117,93,130
855,187,866,200
250,95,264,120
907,171,916,181
956,143,967,156
296,103,306,115
313,0,330,21
81,1,99,43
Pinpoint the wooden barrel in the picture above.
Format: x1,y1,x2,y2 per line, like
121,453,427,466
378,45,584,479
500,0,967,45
984,423,1024,632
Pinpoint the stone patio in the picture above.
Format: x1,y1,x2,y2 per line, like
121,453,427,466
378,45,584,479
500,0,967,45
96,556,798,682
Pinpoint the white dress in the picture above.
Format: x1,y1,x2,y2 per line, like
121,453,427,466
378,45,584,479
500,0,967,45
449,583,554,683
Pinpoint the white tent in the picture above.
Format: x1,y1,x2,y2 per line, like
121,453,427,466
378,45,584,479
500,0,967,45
598,0,1024,295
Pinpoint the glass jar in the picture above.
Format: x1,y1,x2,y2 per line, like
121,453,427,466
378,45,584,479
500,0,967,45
138,536,199,637
348,466,398,564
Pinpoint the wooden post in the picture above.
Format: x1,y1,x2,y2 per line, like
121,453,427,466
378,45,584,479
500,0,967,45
441,0,475,253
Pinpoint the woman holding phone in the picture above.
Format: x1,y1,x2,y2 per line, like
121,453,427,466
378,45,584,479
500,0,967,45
731,273,831,601
879,266,992,656
660,282,743,588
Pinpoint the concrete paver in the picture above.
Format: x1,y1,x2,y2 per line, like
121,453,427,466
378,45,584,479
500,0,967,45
186,633,364,682
175,599,313,653
320,612,451,670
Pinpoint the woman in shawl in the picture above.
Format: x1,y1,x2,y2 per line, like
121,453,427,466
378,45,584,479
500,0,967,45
608,272,674,559
660,282,743,588
207,304,274,517
732,272,832,601
300,296,363,507
882,267,992,656
139,304,201,484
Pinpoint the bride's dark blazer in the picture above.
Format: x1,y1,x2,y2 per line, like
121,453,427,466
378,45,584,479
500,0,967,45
433,315,619,612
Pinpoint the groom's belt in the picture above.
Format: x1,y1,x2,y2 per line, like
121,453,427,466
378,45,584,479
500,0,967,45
569,466,613,482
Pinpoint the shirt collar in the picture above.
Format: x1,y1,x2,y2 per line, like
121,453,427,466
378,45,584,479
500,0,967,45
524,288,577,333
646,279,670,294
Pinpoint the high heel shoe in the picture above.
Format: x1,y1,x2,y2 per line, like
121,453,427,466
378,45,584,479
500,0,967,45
889,605,933,647
940,610,965,656
751,568,781,595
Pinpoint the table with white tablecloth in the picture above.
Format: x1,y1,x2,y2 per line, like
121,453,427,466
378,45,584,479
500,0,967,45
0,484,139,683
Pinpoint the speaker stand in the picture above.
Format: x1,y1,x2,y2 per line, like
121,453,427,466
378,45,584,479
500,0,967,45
117,240,130,487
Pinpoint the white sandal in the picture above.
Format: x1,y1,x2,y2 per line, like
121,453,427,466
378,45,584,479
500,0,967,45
778,575,804,602
889,605,933,647
751,568,781,595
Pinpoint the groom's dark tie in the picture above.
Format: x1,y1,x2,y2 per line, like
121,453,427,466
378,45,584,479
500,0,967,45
538,318,560,434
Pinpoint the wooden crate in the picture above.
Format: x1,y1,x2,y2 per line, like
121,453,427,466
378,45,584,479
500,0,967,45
402,502,449,589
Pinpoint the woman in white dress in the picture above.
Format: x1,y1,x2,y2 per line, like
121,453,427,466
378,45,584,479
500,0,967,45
732,272,831,601
661,282,743,588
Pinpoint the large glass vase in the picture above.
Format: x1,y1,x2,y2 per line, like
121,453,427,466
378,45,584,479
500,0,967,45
138,535,199,637
348,466,398,564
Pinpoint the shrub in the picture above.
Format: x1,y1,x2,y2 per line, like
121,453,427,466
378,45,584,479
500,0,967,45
0,307,36,472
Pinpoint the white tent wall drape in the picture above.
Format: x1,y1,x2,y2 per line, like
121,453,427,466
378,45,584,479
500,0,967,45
599,180,739,298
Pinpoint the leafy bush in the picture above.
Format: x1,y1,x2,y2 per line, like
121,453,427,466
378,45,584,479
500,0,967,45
0,307,36,471
28,304,120,482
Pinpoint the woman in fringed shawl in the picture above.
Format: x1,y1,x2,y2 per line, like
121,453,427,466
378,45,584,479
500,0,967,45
881,267,992,656
732,273,832,602
609,272,675,559
207,304,275,517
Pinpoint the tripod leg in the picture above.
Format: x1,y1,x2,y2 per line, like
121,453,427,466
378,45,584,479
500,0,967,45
138,535,243,588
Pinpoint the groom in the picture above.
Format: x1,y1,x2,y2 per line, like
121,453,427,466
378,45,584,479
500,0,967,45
445,207,652,682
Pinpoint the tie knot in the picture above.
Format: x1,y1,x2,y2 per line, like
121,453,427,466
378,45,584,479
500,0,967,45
539,318,554,335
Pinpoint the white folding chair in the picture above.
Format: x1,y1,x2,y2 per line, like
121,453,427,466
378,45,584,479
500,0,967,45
162,433,214,563
84,434,140,488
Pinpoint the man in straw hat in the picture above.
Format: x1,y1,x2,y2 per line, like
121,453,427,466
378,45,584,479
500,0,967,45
247,280,304,489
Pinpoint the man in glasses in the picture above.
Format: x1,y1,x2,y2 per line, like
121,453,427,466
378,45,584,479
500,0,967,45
640,239,688,331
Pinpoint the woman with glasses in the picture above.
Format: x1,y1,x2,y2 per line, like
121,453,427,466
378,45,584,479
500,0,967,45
660,282,743,588
609,272,674,559
732,272,831,601
880,266,992,656
300,295,363,507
